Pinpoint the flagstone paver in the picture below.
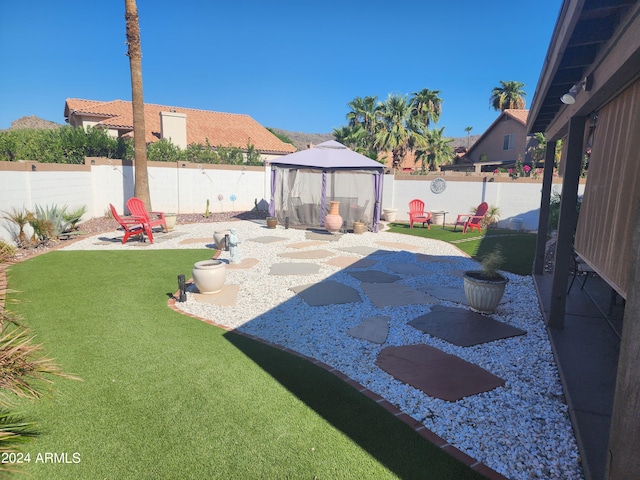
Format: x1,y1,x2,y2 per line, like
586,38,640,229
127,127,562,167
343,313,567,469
289,280,362,306
348,270,401,283
361,283,438,308
191,284,240,306
347,316,389,344
286,241,328,249
248,236,288,244
338,246,393,256
270,263,321,275
225,258,259,269
324,257,377,269
278,249,334,259
387,262,432,275
375,241,422,251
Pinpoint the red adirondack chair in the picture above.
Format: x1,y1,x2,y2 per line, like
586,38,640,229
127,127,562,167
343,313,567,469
109,204,153,244
408,199,431,229
454,202,489,234
126,197,168,234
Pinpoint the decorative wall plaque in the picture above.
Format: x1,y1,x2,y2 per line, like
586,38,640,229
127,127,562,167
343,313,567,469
430,178,447,194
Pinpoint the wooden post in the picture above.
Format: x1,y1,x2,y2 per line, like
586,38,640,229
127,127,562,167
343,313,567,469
533,140,556,275
548,117,585,329
606,195,640,479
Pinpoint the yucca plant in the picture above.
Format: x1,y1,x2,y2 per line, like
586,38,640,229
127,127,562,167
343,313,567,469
2,208,29,247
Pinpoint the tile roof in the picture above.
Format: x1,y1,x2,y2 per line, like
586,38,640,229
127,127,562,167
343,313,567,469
64,98,296,154
503,109,529,125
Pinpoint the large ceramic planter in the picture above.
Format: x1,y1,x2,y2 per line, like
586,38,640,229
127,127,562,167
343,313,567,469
383,208,398,222
463,271,509,314
192,259,227,294
164,213,177,232
325,201,343,233
213,230,231,250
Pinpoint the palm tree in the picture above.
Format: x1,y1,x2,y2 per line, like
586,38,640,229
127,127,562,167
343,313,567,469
375,94,414,171
414,127,454,172
124,0,152,210
346,95,379,133
490,81,526,111
409,88,442,131
465,126,473,148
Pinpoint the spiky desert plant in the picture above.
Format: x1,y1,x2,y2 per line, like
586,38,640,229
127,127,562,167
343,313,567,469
62,205,87,231
2,208,29,247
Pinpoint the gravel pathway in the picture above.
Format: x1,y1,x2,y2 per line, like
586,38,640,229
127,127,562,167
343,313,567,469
61,219,583,480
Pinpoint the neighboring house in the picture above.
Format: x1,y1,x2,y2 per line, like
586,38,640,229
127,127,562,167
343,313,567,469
64,99,296,159
529,0,640,479
445,109,537,172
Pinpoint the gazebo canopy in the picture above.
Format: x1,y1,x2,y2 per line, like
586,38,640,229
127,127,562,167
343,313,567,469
269,141,384,232
270,140,384,170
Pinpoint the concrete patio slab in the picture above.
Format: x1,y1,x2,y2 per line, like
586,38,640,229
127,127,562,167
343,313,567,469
375,241,422,251
225,258,259,269
361,283,437,308
286,241,327,249
375,344,505,401
248,236,288,244
409,305,527,347
278,249,334,259
289,280,362,306
416,253,458,264
305,231,342,241
324,257,377,269
347,316,389,344
269,263,321,275
191,284,240,306
348,270,401,283
338,246,393,256
387,263,432,275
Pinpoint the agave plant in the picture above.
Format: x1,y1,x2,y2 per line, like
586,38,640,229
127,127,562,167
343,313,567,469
62,205,87,232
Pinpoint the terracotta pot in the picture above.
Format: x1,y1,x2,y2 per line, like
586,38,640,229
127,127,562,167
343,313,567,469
266,217,277,229
463,271,508,314
213,230,231,249
325,201,343,233
192,260,227,294
353,221,366,234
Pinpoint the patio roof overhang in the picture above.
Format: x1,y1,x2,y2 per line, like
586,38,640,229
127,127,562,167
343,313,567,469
527,0,640,140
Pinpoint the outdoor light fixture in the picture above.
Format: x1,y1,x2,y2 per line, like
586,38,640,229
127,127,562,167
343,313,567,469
177,274,187,302
560,76,591,105
31,164,36,171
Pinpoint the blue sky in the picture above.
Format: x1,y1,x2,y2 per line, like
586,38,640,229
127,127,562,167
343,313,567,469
0,1,562,138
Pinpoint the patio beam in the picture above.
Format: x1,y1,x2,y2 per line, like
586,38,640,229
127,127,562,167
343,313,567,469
548,116,585,329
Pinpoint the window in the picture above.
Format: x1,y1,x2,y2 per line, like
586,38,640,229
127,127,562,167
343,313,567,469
503,134,515,150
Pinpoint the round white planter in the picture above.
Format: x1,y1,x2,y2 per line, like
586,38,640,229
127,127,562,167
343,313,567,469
213,230,231,249
192,260,227,294
164,213,177,232
383,208,398,222
463,271,508,314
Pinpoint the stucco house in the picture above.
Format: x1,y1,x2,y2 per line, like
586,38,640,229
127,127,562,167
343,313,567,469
63,99,296,160
445,109,537,173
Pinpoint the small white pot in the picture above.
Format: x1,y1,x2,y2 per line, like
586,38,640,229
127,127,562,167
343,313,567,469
383,208,398,222
192,260,227,294
213,230,231,249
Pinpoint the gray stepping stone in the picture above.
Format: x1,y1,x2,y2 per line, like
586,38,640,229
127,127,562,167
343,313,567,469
416,253,457,264
269,263,321,275
408,305,526,347
347,316,389,344
361,283,437,308
324,257,377,269
348,270,401,283
338,246,393,256
249,236,287,244
289,280,362,306
305,231,342,241
278,249,334,259
422,285,510,306
422,285,468,304
387,263,431,275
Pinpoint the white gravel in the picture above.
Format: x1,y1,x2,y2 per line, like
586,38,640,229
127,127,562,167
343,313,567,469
63,220,583,480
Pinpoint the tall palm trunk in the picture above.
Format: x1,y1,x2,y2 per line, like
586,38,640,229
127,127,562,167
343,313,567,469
124,0,151,210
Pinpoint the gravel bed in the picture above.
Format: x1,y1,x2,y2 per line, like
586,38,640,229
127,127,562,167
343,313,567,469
60,219,583,480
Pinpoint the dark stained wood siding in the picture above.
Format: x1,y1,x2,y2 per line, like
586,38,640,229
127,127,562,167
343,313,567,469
575,77,640,299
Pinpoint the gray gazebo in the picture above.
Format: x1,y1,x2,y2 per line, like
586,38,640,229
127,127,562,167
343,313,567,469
268,140,384,232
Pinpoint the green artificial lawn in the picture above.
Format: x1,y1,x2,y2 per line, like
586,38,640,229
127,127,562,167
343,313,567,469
7,250,484,480
388,224,537,276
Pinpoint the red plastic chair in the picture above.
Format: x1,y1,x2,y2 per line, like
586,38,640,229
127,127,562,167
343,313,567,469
408,199,431,229
109,204,153,244
454,202,488,234
126,197,168,234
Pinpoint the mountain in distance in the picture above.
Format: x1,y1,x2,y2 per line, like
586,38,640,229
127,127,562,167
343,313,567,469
4,115,63,131
269,127,479,151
